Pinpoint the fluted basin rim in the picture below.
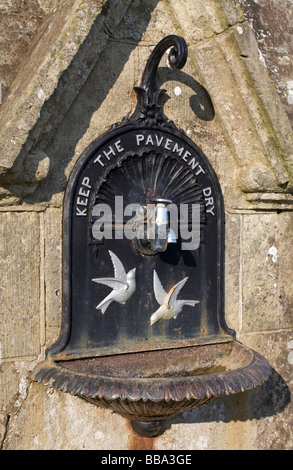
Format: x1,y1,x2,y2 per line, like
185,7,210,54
30,341,272,403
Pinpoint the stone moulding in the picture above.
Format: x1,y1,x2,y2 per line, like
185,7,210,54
0,0,133,202
0,0,292,209
190,21,293,206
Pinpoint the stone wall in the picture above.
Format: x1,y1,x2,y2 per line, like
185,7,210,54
0,0,292,450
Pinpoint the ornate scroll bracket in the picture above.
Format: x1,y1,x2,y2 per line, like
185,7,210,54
131,35,188,126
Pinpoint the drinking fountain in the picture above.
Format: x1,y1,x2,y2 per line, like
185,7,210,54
31,35,272,438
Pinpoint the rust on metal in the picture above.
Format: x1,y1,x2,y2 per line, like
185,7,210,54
31,341,272,436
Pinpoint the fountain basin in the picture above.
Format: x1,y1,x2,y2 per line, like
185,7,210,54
31,340,272,437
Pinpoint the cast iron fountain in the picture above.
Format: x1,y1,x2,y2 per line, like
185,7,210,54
31,35,272,438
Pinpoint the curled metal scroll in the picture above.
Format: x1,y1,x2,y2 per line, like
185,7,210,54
132,35,188,124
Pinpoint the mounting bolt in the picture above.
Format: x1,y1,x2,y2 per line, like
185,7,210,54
137,205,147,216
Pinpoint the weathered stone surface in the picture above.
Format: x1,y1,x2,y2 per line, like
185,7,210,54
224,212,241,332
192,23,293,197
0,359,33,449
137,0,243,45
0,212,40,358
237,330,293,450
3,383,130,450
1,0,292,209
238,0,293,125
43,209,62,348
0,361,31,416
23,40,137,206
0,0,52,102
0,150,50,203
0,0,133,176
241,212,293,332
157,408,258,450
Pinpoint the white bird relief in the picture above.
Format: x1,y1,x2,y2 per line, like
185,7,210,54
92,250,136,314
150,270,199,325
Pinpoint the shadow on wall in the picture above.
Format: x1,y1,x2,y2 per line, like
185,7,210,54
23,11,214,204
157,67,215,122
22,0,159,204
163,368,290,432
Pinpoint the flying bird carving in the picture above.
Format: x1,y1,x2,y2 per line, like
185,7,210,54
150,270,199,325
92,250,136,314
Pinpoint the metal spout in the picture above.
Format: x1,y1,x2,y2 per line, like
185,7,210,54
133,199,177,255
149,202,169,253
149,199,176,253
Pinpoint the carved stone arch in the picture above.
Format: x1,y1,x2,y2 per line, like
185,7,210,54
0,0,292,211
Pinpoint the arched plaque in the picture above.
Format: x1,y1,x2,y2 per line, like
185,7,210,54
48,36,234,360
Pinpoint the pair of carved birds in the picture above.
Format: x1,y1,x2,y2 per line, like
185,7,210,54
92,250,199,324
